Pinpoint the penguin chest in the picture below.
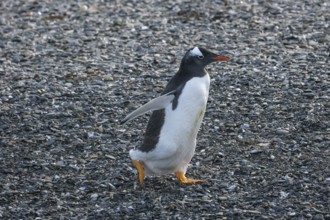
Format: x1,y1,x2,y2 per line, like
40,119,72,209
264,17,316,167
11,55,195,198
164,75,209,141
156,75,210,163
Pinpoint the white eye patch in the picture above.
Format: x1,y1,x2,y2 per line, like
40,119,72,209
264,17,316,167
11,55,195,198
190,47,203,57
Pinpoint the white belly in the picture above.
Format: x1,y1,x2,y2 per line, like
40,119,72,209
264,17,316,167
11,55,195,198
130,74,210,175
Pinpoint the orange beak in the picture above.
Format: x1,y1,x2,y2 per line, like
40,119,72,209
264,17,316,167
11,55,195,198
212,55,230,61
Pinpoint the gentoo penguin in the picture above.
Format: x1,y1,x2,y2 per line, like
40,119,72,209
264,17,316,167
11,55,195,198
121,47,230,184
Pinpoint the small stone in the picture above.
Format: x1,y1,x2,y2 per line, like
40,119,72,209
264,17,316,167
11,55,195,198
276,129,290,135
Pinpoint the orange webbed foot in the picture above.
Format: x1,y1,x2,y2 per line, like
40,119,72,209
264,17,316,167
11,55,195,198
175,171,204,184
132,160,145,185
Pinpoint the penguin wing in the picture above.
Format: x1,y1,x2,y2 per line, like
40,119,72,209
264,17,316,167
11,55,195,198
120,92,175,124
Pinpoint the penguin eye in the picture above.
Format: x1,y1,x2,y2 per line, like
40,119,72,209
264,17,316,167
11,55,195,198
197,55,204,59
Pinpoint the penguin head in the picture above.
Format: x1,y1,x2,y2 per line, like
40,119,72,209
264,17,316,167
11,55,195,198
182,47,230,68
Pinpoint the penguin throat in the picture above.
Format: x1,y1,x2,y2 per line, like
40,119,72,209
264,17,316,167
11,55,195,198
178,62,206,77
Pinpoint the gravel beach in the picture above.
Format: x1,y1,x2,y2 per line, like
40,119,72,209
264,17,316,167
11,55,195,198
0,0,329,219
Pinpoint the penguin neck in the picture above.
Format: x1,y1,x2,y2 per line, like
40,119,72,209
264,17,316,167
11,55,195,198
178,61,207,77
